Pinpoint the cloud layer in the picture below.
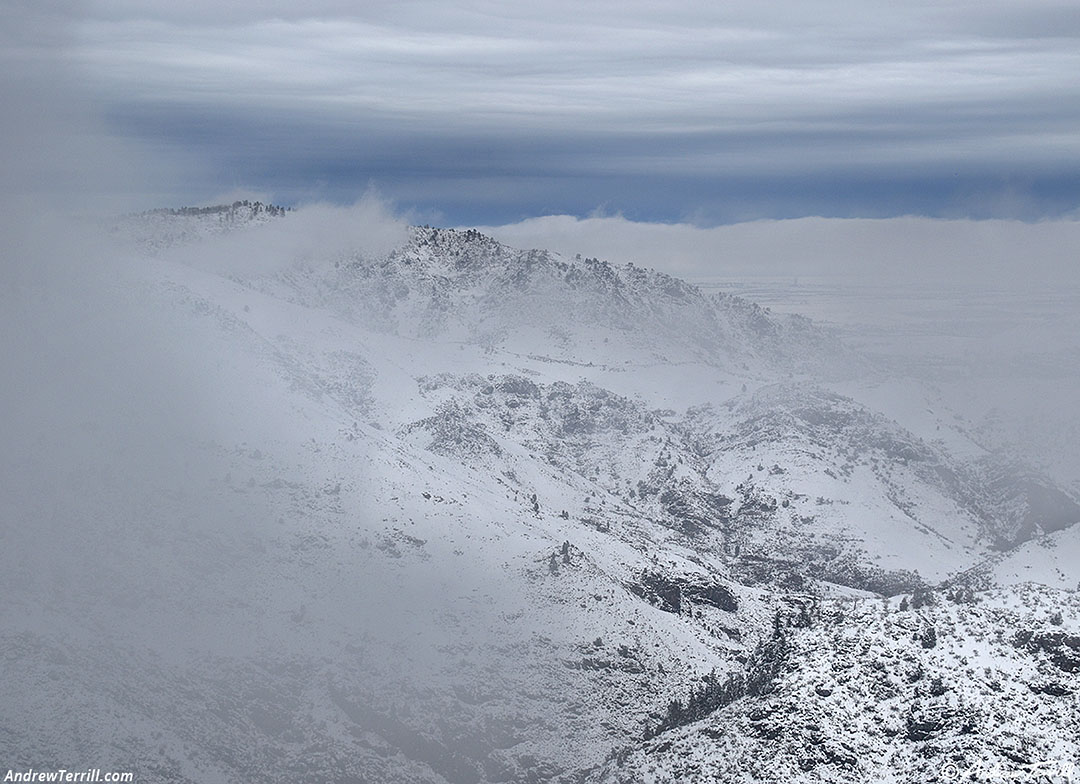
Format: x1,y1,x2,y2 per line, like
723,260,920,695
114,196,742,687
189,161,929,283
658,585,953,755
475,213,1080,286
55,1,1080,220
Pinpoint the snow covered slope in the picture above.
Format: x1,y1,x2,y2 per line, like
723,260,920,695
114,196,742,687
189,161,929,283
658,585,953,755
2,207,1077,783
592,585,1080,783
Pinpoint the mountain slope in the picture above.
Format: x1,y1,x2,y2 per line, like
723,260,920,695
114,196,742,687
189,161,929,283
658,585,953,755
3,208,1077,783
592,585,1080,783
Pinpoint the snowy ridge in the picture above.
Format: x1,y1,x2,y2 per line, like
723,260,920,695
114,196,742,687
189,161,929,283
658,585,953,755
110,200,288,254
250,226,857,378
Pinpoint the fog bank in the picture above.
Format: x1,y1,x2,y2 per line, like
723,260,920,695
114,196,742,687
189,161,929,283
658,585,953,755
476,213,1080,287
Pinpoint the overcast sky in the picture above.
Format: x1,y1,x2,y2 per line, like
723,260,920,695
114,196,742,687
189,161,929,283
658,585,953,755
15,0,1070,224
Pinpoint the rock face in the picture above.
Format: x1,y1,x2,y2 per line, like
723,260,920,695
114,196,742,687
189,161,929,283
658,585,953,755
3,211,1077,783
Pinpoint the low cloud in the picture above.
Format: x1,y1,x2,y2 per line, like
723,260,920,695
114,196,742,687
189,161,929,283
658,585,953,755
475,213,1080,288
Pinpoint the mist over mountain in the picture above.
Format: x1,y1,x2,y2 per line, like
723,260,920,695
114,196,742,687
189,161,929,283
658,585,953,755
2,203,1077,782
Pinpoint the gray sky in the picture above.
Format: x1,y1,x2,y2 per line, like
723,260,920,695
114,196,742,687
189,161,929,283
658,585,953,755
28,0,1077,222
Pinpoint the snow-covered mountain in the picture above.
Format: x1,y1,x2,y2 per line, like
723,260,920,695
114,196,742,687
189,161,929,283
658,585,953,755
2,206,1077,783
242,224,857,380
